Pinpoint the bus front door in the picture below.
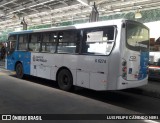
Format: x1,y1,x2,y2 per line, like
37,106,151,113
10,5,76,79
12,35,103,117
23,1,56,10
6,41,16,71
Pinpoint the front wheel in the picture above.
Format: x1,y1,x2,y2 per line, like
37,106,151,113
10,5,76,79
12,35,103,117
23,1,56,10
57,69,73,91
16,63,24,79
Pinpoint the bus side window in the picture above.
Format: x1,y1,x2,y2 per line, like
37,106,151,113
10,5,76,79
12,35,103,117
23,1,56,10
42,32,57,53
29,33,41,52
8,35,17,52
10,41,16,53
82,26,115,55
18,34,28,51
57,30,77,54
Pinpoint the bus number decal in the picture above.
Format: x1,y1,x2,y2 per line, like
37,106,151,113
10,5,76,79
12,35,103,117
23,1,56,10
95,59,106,63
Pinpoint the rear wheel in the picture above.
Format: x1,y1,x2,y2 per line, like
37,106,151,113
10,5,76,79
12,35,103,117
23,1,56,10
16,63,24,79
57,69,73,91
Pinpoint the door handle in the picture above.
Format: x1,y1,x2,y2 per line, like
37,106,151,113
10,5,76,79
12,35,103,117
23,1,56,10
97,71,104,74
77,68,82,71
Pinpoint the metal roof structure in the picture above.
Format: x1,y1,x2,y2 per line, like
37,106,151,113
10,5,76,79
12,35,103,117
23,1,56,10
0,0,160,31
9,19,125,35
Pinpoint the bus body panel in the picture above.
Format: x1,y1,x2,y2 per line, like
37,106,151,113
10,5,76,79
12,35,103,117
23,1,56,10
116,20,149,90
106,23,122,90
6,51,31,75
117,76,148,90
117,50,149,90
5,19,149,91
30,53,108,90
76,55,108,90
124,50,149,81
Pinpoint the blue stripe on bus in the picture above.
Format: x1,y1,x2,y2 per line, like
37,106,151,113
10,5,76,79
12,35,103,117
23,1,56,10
7,51,31,75
138,52,149,80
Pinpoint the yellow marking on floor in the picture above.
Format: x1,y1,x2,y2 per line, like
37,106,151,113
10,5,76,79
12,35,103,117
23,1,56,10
0,72,7,75
11,72,16,74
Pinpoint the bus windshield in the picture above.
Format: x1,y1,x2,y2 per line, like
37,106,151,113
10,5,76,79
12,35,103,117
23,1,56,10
126,22,149,52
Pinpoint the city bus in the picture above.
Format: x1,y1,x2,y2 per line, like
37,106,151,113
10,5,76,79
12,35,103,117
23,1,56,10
149,52,160,79
5,19,149,91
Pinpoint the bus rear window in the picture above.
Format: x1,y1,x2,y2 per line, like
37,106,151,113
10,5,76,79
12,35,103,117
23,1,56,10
126,23,149,51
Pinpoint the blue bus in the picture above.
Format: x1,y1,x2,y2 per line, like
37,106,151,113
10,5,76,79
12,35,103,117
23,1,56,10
5,19,149,91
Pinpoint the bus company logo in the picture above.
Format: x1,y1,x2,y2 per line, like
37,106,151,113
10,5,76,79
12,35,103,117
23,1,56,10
129,56,136,61
33,55,36,61
32,55,47,62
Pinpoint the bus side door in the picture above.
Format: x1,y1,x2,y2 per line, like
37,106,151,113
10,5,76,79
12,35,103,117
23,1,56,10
7,40,17,71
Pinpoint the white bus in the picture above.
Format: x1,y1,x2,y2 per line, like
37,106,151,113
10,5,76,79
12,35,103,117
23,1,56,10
6,19,149,91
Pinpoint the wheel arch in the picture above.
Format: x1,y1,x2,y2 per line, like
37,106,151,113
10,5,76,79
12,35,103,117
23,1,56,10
15,61,22,71
56,66,73,81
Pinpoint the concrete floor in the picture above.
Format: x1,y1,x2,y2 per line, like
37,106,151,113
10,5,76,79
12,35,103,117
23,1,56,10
0,68,160,123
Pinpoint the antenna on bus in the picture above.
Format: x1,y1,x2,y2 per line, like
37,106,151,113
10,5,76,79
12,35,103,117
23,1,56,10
89,2,99,22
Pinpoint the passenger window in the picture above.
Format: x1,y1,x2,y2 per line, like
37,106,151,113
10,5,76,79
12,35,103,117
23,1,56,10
82,26,115,55
8,35,17,52
8,35,17,42
29,33,41,52
42,32,57,53
18,34,28,50
10,41,16,52
57,30,78,54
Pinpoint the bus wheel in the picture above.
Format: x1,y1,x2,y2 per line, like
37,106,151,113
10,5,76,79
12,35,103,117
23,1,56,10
16,63,24,79
57,69,73,91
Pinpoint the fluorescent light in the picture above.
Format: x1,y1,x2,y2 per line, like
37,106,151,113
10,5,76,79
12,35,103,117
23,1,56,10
77,0,89,6
135,9,142,18
135,11,142,18
113,9,121,12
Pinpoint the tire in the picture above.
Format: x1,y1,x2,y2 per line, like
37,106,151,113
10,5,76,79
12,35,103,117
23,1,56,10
57,69,73,91
16,63,24,79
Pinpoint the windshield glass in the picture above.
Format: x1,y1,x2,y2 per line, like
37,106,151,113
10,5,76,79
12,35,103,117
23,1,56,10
126,22,149,51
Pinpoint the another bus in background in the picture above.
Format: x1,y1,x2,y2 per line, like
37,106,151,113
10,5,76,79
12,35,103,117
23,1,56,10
149,52,160,79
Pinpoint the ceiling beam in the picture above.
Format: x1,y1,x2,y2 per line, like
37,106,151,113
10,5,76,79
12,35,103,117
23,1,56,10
59,0,69,6
77,0,89,6
0,0,17,7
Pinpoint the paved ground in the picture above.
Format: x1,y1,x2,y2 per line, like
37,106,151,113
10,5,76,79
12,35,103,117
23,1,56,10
0,69,160,123
0,75,132,114
123,80,160,99
0,68,160,123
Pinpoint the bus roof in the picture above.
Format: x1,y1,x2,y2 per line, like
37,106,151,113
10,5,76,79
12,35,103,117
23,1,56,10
9,19,128,35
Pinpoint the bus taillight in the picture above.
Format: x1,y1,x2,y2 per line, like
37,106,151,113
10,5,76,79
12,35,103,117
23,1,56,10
122,66,127,73
122,61,127,66
122,60,127,80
